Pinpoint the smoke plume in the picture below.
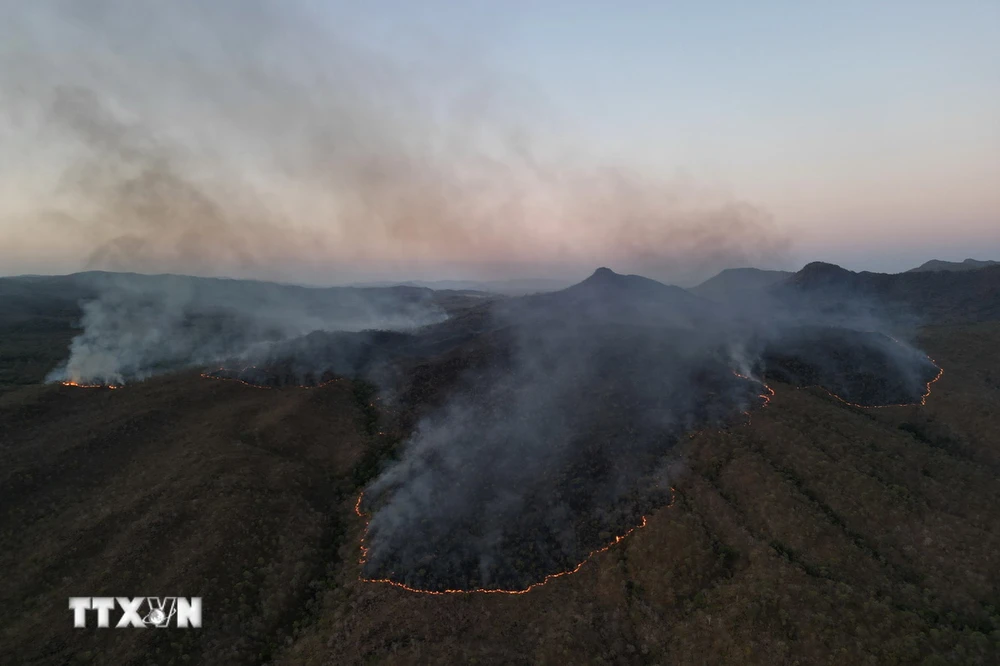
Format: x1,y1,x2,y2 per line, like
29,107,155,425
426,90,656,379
357,269,940,590
1,0,788,285
45,273,446,386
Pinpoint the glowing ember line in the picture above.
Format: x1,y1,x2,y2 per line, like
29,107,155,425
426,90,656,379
731,350,943,413
353,490,673,595
809,362,943,409
61,381,119,389
732,371,775,406
199,370,274,390
199,366,342,390
731,370,775,426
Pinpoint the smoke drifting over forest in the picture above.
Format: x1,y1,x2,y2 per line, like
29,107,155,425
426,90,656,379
360,322,758,590
44,273,446,386
356,269,940,591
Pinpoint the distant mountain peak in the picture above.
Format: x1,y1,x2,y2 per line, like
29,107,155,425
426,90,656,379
516,266,711,328
556,268,710,312
585,267,618,282
799,261,851,274
780,262,859,292
574,267,679,294
576,267,636,288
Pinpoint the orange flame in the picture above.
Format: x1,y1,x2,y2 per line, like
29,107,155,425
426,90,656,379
61,381,119,389
732,370,775,405
731,370,775,426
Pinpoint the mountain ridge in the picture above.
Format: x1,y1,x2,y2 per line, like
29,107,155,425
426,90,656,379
776,261,1000,323
907,258,999,273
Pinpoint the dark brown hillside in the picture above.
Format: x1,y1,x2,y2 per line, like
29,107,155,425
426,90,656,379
0,372,377,665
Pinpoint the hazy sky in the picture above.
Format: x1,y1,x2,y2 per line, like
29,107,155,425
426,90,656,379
1,1,998,284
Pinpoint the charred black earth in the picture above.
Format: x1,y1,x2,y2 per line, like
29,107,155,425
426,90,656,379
358,324,767,592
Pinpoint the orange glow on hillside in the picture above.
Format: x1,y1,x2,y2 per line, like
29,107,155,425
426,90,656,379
61,381,119,389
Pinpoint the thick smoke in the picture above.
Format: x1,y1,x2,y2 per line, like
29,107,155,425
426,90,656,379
4,1,793,384
2,0,789,384
362,321,759,591
44,87,279,277
46,273,445,385
1,0,788,284
358,269,940,591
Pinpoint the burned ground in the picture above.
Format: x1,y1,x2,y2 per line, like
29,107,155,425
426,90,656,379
357,324,765,592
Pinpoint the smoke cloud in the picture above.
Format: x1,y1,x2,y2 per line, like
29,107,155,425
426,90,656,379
361,319,758,590
1,0,788,285
357,269,940,591
45,273,446,386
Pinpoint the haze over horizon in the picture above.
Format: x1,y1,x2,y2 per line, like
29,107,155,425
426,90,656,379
1,1,997,286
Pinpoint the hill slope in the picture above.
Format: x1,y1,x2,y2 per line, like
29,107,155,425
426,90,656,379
3,268,1000,663
1,324,999,664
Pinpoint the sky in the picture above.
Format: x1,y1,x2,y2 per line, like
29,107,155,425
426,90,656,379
1,0,998,285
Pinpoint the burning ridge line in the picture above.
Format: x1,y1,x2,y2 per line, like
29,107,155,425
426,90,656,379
352,490,674,596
